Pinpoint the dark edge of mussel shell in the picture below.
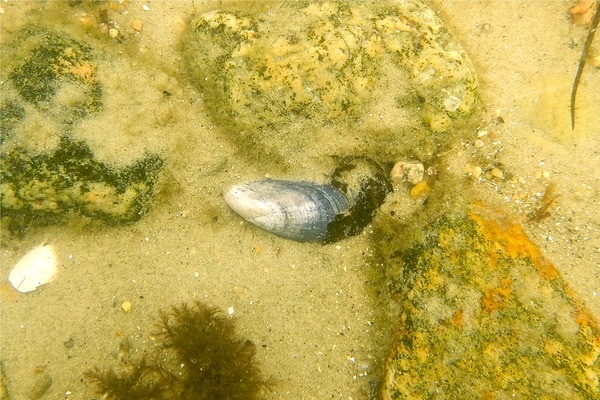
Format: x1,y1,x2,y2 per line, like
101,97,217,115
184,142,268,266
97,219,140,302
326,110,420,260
324,156,393,243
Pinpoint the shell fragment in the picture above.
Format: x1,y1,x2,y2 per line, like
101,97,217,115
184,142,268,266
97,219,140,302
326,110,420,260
8,244,57,292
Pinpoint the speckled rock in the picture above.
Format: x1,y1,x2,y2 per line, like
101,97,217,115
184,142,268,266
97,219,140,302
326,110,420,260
378,212,600,399
2,26,102,130
1,137,163,229
183,0,478,170
0,26,165,231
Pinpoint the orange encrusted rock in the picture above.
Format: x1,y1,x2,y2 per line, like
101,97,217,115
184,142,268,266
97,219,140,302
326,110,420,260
381,213,600,399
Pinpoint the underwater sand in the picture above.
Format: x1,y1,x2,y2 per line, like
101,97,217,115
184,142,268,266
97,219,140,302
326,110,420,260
1,1,598,399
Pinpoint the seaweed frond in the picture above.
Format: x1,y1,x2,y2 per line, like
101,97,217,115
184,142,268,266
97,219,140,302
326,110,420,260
156,301,272,400
526,183,560,222
83,359,167,400
84,301,272,400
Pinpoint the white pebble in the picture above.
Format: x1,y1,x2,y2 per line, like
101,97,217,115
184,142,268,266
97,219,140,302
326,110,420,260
390,160,425,186
122,301,132,312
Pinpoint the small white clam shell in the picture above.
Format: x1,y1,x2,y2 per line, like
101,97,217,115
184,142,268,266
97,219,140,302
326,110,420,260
224,179,349,242
8,244,57,292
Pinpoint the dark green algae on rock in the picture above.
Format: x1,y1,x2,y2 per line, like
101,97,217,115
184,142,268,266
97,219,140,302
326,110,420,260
1,137,163,229
0,25,164,232
6,26,102,120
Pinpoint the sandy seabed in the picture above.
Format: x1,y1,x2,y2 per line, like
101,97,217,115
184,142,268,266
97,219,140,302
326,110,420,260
1,1,599,399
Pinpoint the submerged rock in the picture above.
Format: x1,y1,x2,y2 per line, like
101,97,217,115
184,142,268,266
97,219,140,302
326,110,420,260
182,0,478,170
1,137,163,230
379,212,600,399
3,25,103,128
0,25,165,232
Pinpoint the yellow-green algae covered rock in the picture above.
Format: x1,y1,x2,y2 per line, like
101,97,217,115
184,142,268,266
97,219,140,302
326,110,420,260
0,26,165,231
183,0,478,170
1,137,163,229
380,212,600,399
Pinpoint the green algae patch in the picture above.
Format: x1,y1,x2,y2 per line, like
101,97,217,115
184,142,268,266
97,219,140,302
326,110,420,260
1,23,168,233
1,137,164,231
4,26,103,127
379,212,600,399
0,100,26,144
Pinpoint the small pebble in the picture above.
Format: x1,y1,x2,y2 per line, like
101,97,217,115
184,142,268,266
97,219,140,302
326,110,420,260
512,192,527,201
464,163,482,178
109,28,120,38
108,1,128,12
121,301,132,312
390,161,425,186
410,181,430,199
491,168,504,179
78,13,97,28
132,19,143,31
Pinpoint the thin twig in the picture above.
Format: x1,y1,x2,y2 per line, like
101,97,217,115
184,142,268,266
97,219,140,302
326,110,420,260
571,0,600,129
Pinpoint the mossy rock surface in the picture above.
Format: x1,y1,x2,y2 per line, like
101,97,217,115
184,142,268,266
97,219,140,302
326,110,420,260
380,212,600,399
183,0,478,171
1,137,163,228
2,25,102,128
0,26,165,231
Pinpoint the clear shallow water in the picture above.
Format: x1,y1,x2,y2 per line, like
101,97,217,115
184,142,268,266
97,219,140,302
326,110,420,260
1,1,599,398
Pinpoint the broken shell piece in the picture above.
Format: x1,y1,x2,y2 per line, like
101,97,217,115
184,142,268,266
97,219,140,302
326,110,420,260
8,244,57,292
390,161,425,187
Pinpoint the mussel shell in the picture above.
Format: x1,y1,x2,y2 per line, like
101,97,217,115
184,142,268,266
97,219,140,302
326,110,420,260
224,157,392,243
224,180,349,242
